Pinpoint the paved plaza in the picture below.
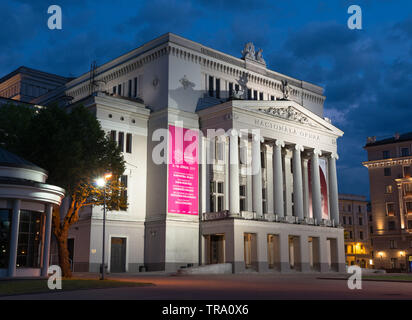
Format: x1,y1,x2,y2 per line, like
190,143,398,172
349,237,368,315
1,272,412,300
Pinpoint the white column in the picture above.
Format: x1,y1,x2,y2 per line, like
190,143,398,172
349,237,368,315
273,140,285,217
266,145,274,215
328,153,340,225
41,204,53,277
284,151,293,217
8,199,21,277
252,133,263,218
311,149,322,223
229,129,240,215
293,145,304,220
224,136,229,211
302,157,310,218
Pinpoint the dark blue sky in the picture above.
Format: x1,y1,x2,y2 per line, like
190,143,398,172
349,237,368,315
1,0,412,198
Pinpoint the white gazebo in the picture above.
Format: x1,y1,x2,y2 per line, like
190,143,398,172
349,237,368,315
0,148,65,278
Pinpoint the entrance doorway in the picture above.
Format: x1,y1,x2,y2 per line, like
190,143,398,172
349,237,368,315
110,237,126,273
205,234,225,264
288,236,301,271
244,233,257,270
267,234,280,270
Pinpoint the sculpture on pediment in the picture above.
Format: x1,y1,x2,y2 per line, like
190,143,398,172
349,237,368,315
281,80,291,100
241,42,255,60
259,106,313,126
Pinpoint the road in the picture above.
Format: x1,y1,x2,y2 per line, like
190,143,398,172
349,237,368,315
2,272,412,300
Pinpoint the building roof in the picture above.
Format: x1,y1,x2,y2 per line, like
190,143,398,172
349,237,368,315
338,193,368,202
0,147,47,173
0,66,72,84
364,131,412,148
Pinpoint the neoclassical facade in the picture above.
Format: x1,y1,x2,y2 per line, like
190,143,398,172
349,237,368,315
0,33,345,273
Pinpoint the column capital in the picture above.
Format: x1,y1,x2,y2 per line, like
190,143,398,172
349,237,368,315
329,152,339,160
252,132,264,143
312,149,322,156
227,128,242,138
274,140,285,147
294,144,304,152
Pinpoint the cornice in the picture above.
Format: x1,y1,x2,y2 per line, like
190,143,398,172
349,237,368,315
363,156,412,168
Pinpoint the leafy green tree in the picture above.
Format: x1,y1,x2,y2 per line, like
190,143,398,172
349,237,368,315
0,103,127,277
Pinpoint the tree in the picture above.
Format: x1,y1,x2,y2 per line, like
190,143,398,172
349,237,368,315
0,103,127,277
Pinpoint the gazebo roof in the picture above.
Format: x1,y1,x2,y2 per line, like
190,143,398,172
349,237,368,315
0,147,46,173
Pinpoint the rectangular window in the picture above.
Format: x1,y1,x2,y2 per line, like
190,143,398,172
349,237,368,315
389,239,397,248
229,82,233,97
359,217,363,226
253,90,258,100
0,209,11,268
216,140,225,161
402,147,409,157
349,231,353,239
133,77,138,97
126,133,132,153
404,166,411,178
120,175,128,211
128,79,132,97
388,221,396,231
210,181,224,212
118,132,124,152
359,231,363,240
208,76,214,97
370,226,373,234
384,167,391,176
406,202,412,214
343,216,346,224
259,92,264,100
113,86,117,94
260,150,266,168
240,185,246,212
348,217,352,225
270,95,275,101
405,183,412,195
118,84,122,96
110,130,116,141
386,203,395,216
383,150,390,159
247,89,252,100
408,220,412,229
235,84,239,92
216,78,220,99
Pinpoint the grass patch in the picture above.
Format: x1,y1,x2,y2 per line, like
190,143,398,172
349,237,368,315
0,278,151,296
363,275,412,282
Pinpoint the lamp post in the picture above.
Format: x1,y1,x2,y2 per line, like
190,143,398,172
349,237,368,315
96,172,112,280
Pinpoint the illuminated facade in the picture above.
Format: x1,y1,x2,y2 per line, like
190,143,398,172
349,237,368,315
363,133,412,272
0,33,345,273
338,194,372,268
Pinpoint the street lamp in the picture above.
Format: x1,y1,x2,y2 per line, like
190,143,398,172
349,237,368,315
95,172,112,280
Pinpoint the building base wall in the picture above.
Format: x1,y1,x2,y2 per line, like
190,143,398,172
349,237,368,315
201,218,345,274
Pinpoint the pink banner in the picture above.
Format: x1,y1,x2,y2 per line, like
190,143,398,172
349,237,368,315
167,125,199,215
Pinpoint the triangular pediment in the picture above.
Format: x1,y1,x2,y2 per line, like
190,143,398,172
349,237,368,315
233,100,343,136
257,105,319,128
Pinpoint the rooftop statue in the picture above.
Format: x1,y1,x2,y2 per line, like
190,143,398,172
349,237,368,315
241,42,255,60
